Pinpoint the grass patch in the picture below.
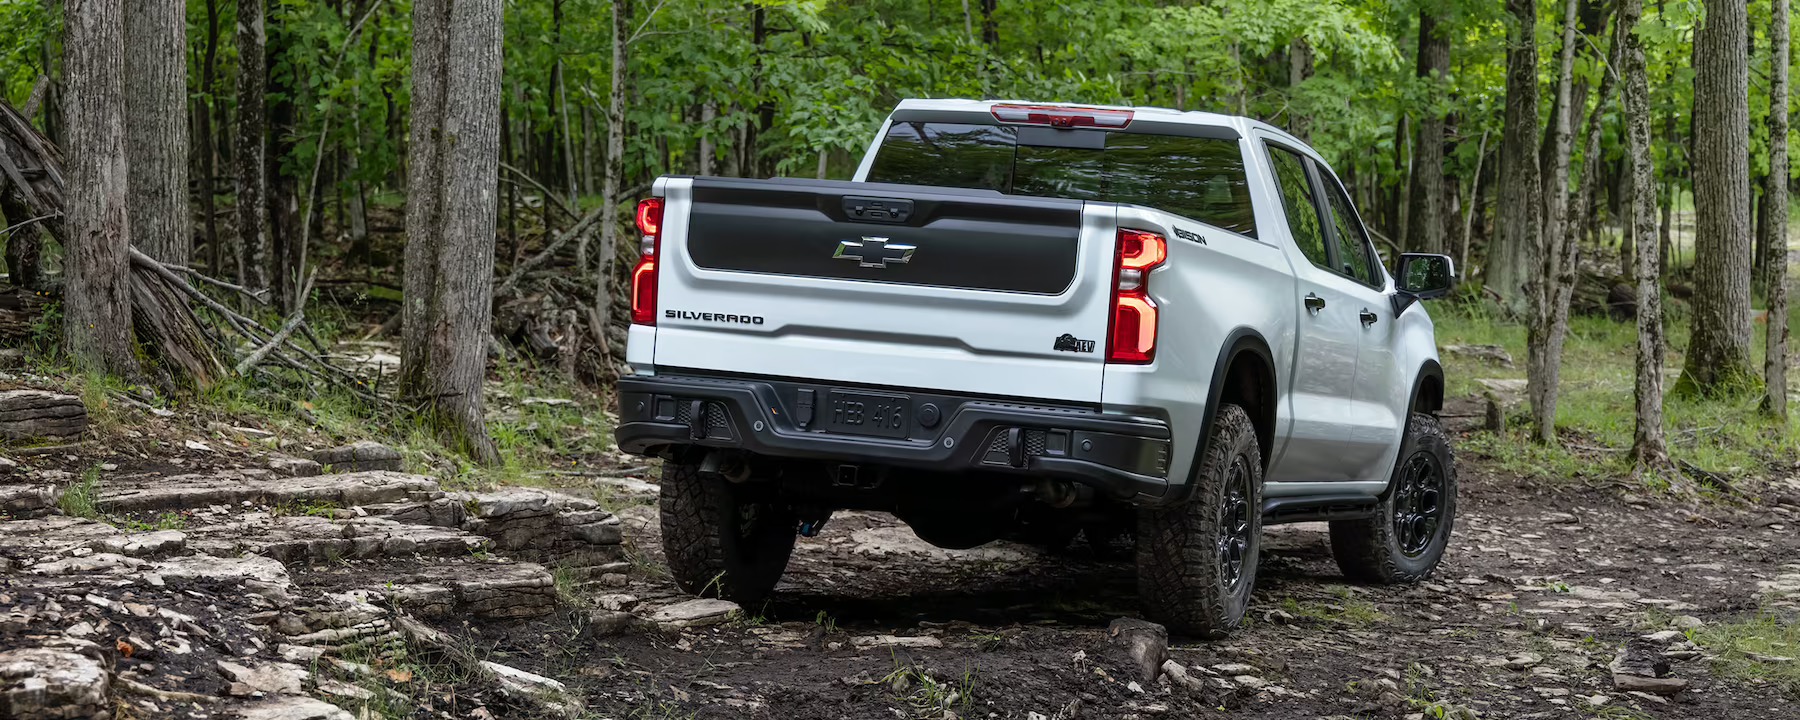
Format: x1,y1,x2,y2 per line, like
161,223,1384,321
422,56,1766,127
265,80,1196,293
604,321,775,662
882,661,976,720
1433,299,1800,489
1279,586,1387,626
1691,612,1800,697
57,464,103,520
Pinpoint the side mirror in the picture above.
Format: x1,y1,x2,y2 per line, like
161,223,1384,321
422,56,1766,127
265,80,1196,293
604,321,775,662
1393,253,1456,314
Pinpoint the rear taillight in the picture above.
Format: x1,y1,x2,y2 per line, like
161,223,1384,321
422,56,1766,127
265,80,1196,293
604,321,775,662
1107,229,1167,364
990,104,1134,129
630,198,663,325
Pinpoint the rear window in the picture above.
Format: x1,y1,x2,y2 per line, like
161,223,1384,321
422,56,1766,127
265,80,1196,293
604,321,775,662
866,121,1257,238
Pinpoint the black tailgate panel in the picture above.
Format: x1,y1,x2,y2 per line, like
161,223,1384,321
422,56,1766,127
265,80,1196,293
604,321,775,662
685,177,1083,295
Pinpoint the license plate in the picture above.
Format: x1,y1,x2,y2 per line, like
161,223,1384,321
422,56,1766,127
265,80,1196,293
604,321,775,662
823,391,910,439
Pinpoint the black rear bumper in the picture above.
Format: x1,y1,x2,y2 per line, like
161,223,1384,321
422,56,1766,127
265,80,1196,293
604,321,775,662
614,373,1175,504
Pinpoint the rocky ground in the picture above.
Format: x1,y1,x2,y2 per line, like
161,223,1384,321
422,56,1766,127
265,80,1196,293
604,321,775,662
4,381,1799,719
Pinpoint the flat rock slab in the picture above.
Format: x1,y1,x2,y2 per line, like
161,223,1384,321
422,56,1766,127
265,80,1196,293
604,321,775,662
0,483,57,518
0,389,86,442
99,470,440,513
308,441,402,473
453,488,623,577
0,515,129,558
232,696,357,720
0,642,110,720
389,561,558,620
647,598,741,629
185,514,490,565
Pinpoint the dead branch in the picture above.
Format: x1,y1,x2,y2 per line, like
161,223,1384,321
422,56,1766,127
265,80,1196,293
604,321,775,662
236,270,313,375
497,204,607,296
500,162,582,222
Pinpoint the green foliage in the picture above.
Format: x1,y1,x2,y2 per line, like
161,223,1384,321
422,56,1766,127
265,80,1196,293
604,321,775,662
1692,612,1800,697
57,464,103,520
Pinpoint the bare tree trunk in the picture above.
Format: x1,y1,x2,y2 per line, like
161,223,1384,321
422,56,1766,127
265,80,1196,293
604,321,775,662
552,0,578,203
403,0,503,465
1404,10,1449,255
63,0,140,378
266,17,302,315
595,0,629,330
234,0,270,293
1764,0,1791,418
1460,130,1489,273
1287,38,1312,141
1525,0,1583,444
1488,0,1542,314
1679,0,1755,394
1620,0,1667,467
123,0,190,265
198,0,222,275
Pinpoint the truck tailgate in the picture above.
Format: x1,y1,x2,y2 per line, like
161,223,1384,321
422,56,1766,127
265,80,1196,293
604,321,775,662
650,176,1116,403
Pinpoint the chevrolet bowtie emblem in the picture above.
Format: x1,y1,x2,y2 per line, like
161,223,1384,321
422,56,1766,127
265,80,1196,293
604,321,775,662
834,237,915,269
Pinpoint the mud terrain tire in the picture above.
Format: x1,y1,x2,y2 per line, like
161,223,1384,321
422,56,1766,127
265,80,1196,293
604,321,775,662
1330,413,1457,583
1136,404,1263,638
660,462,797,604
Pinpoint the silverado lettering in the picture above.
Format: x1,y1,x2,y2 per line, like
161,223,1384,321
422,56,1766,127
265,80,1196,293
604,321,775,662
665,310,765,325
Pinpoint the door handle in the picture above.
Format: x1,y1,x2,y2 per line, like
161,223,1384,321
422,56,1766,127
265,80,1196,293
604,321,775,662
1360,308,1379,326
1304,293,1326,314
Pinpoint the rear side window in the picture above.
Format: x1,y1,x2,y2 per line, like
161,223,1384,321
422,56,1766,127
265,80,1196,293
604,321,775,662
867,121,1257,238
1266,147,1329,267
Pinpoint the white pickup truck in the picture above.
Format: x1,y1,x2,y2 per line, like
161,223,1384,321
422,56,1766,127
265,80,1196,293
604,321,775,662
614,99,1459,637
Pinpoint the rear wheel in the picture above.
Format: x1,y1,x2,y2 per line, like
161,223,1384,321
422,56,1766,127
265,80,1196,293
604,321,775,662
1330,413,1456,583
1135,404,1263,638
660,461,797,604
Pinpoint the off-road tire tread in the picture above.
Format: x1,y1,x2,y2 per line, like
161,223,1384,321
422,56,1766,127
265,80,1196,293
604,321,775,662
1330,413,1457,584
659,462,795,604
1136,404,1262,639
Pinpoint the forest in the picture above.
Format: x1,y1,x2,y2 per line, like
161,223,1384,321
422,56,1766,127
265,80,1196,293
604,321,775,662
0,0,1790,473
0,1,1797,718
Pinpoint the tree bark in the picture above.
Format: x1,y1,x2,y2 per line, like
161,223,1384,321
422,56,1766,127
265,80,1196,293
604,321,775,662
1764,0,1791,418
234,0,270,294
1679,0,1755,394
1287,38,1313,141
595,0,630,331
402,0,504,465
1404,10,1449,255
62,0,140,378
1487,0,1542,315
123,0,191,265
1620,0,1667,467
198,0,223,275
266,16,302,314
1525,0,1583,443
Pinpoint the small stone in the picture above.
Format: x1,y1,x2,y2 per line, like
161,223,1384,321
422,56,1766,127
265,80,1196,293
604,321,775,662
268,456,323,478
1505,653,1542,669
1671,615,1705,630
235,696,356,720
1612,673,1688,695
851,635,945,649
1108,617,1168,684
1212,663,1260,676
646,598,740,629
1233,675,1268,689
596,594,639,611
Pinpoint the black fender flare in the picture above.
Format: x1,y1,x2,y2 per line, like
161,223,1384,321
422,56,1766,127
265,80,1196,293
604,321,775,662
1176,327,1277,502
1410,359,1445,415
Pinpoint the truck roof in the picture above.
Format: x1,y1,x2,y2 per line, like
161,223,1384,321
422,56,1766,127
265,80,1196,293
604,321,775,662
890,98,1312,155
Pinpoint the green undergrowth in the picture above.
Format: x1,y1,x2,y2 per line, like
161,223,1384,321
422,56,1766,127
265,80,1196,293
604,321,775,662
1433,294,1800,492
20,298,612,494
1690,611,1800,697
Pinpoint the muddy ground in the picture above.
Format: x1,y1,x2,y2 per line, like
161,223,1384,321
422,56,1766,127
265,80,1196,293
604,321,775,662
487,411,1800,720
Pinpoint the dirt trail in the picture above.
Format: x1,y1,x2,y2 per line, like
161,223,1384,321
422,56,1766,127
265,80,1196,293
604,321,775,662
494,429,1800,719
4,383,1799,719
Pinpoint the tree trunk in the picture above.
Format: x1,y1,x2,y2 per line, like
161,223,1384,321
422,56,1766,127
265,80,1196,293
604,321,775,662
699,101,716,176
234,0,270,294
1620,0,1667,467
266,18,302,315
1525,0,1583,444
1764,0,1791,418
1460,130,1489,273
1404,10,1449,255
1679,0,1755,394
62,0,140,378
123,0,191,265
595,0,630,330
1487,0,1542,314
1287,38,1313,140
980,0,997,48
198,0,222,275
402,0,504,465
552,0,578,203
